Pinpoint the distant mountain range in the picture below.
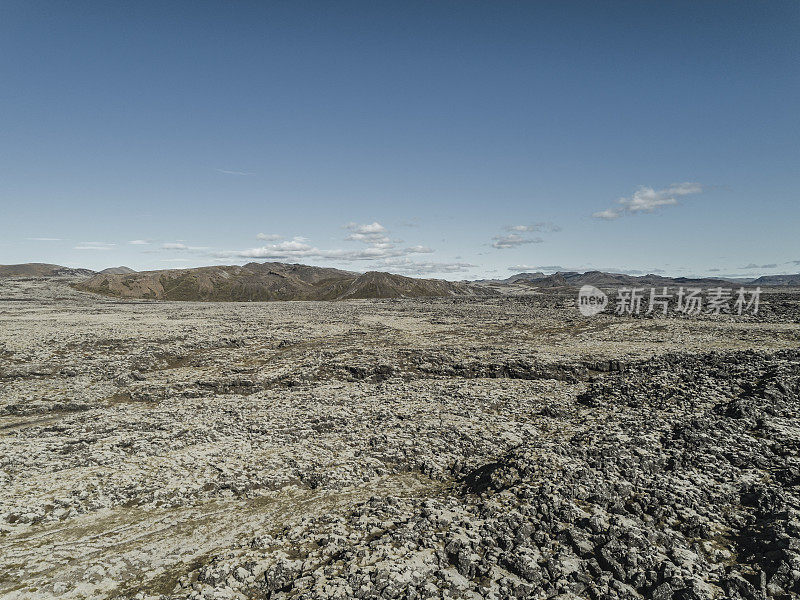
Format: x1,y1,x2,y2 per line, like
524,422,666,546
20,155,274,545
485,270,800,287
74,262,494,301
2,263,799,302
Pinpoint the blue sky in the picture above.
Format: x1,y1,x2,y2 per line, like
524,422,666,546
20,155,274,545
1,1,798,279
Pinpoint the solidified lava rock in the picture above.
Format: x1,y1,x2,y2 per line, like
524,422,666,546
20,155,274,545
173,349,800,599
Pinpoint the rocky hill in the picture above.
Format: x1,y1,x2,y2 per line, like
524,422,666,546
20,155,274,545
75,262,491,301
98,266,136,275
502,271,546,283
0,263,95,277
751,274,800,286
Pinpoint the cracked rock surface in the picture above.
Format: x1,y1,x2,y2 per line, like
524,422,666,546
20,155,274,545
1,277,799,599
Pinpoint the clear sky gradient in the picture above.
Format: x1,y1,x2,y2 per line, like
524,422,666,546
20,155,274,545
1,1,798,279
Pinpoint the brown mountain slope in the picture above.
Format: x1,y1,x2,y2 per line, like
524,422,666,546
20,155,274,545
333,271,479,300
74,262,491,301
0,263,95,277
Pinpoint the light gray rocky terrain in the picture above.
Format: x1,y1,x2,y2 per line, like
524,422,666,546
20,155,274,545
1,277,799,599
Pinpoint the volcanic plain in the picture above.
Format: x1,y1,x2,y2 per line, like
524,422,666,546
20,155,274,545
1,275,799,600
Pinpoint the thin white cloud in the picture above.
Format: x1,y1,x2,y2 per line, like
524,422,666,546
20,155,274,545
217,236,433,262
74,242,115,250
129,240,150,245
345,222,386,234
200,221,437,267
161,243,209,251
741,263,778,269
405,245,433,253
593,183,704,219
592,208,622,220
320,221,422,258
344,222,393,245
27,237,61,241
376,258,476,275
507,264,564,272
504,222,561,233
491,233,543,249
234,239,312,257
215,168,254,176
346,231,393,244
492,223,556,249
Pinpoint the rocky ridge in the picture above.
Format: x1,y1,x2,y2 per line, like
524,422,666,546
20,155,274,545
75,262,492,301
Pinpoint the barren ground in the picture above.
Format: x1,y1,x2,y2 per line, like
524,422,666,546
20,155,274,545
1,277,799,600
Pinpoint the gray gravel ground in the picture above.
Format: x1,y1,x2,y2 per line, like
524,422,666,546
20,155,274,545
1,277,799,599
